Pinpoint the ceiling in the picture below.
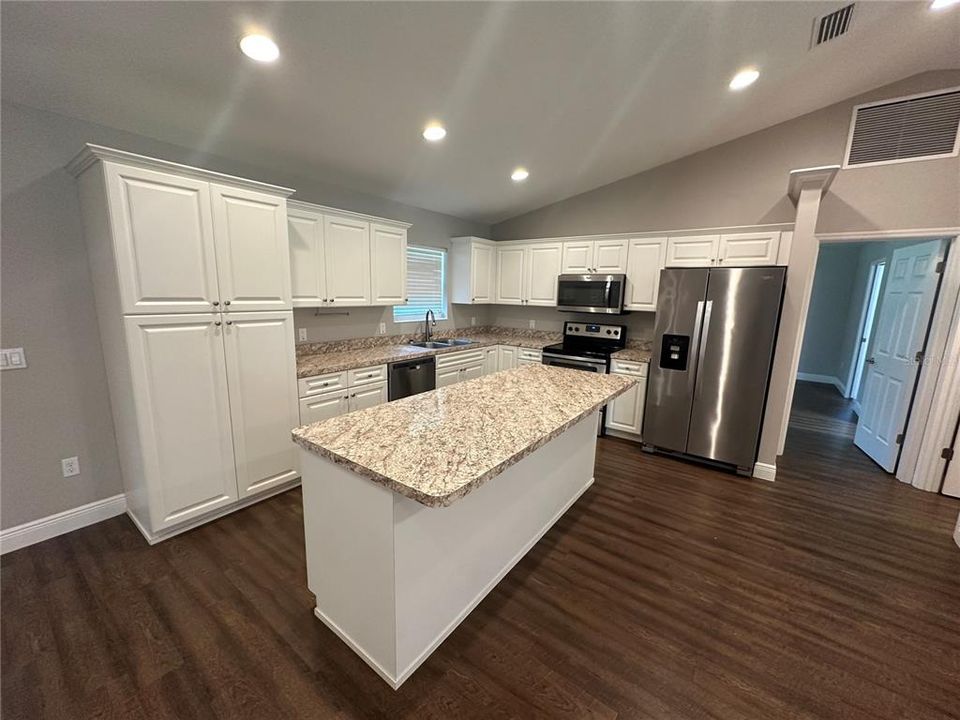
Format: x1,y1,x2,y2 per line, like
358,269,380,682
2,2,957,224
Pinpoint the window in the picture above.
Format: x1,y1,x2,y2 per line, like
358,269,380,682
393,246,448,322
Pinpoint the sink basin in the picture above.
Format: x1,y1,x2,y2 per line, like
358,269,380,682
407,339,474,349
445,339,474,346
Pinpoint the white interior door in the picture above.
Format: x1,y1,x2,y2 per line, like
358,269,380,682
210,184,292,312
222,311,301,499
124,314,238,532
854,240,945,472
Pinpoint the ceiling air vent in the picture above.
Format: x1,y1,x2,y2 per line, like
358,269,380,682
811,4,855,47
844,89,960,168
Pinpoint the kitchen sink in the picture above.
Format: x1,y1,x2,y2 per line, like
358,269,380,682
407,338,474,349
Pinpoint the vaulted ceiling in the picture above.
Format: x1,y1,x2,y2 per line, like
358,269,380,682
3,2,957,223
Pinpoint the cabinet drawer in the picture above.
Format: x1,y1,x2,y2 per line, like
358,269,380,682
435,349,485,369
298,370,348,398
299,388,349,425
611,359,648,377
348,364,387,386
518,348,542,362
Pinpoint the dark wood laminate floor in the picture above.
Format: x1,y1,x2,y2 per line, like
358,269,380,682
4,388,959,719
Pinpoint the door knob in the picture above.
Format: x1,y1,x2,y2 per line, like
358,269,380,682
866,357,876,365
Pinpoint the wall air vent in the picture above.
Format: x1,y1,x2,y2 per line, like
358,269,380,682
811,4,855,47
844,88,960,168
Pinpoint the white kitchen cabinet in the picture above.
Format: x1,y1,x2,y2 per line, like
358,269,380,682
561,239,628,274
371,224,408,305
496,246,526,305
718,232,781,266
451,237,496,304
525,243,563,306
210,184,292,312
299,389,349,424
483,346,499,375
625,237,667,312
124,314,239,531
461,363,484,382
324,215,371,306
605,359,648,438
498,345,518,370
436,348,486,387
517,348,543,366
288,209,326,307
102,162,221,315
436,366,463,388
349,381,388,411
665,235,720,267
222,312,300,499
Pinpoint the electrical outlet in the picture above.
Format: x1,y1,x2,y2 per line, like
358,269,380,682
471,317,476,327
298,328,307,342
0,347,27,370
61,456,80,478
379,322,387,335
528,320,536,329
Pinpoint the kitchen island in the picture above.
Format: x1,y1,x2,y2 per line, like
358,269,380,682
292,364,635,688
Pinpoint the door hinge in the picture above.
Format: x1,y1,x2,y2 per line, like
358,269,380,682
935,260,945,274
942,447,955,461
895,433,905,445
915,350,924,363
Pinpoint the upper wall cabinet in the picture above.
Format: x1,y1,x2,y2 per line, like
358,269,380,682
210,184,292,312
496,243,562,306
624,238,667,312
666,232,781,268
286,200,410,308
101,162,293,314
561,238,629,274
451,237,496,304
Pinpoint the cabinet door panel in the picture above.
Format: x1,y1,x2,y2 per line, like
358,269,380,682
561,242,594,274
718,232,780,266
324,217,371,305
496,247,525,304
299,392,348,424
606,377,646,436
593,239,629,273
498,345,518,370
288,210,326,307
483,347,499,375
370,224,407,305
665,235,720,267
472,244,495,303
461,363,484,382
436,366,463,388
625,238,667,312
350,382,388,411
223,312,300,499
106,163,219,314
125,315,237,531
525,243,562,306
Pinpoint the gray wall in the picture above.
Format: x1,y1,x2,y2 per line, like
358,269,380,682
492,71,960,240
0,101,488,530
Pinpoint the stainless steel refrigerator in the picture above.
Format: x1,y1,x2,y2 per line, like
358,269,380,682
643,266,786,474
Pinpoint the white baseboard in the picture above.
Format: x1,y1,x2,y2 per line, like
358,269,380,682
753,462,777,482
796,372,847,397
0,494,127,554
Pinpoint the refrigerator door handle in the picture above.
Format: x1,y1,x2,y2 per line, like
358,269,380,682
693,300,713,399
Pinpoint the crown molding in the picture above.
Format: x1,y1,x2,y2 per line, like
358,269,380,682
65,144,295,197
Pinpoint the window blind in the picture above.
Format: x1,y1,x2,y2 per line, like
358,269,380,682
393,246,448,322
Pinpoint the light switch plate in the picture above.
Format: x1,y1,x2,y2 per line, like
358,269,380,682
0,347,27,370
61,456,80,478
378,322,386,335
298,328,307,342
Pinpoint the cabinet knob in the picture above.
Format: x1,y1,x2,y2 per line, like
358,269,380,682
214,321,222,326
224,300,231,306
212,300,220,306
226,320,233,326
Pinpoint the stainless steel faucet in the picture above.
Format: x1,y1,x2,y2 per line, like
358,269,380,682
424,309,436,343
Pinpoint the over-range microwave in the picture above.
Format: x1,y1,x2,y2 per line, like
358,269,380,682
556,274,626,314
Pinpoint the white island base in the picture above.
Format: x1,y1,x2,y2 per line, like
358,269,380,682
299,411,599,689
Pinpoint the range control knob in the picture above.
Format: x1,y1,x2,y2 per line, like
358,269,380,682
606,329,612,335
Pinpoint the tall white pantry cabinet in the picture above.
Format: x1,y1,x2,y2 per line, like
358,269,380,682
67,145,301,544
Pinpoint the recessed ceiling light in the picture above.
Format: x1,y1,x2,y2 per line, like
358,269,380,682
239,34,280,63
511,167,529,182
931,0,959,9
422,124,447,142
729,68,760,91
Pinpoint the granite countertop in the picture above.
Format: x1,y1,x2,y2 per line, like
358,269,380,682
292,364,635,507
611,345,653,363
296,329,560,378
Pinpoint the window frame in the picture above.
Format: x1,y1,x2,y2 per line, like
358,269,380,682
392,244,449,323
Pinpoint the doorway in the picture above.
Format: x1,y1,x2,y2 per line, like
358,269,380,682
791,237,947,476
848,259,885,405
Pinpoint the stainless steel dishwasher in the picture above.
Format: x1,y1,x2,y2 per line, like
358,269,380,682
388,357,436,401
